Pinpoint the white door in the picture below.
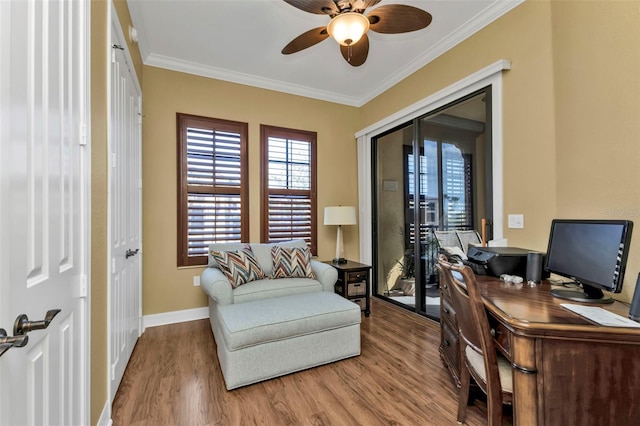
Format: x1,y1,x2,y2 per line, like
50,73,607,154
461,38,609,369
109,15,142,401
0,0,89,425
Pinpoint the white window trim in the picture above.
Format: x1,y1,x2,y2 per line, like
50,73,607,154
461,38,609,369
355,59,511,265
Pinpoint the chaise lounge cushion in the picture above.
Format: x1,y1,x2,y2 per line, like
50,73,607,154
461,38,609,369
231,277,322,305
217,292,361,351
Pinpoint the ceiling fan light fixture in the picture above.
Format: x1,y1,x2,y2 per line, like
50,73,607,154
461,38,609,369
326,12,370,46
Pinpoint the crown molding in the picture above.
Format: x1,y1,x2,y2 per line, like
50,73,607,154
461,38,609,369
137,0,524,107
354,0,524,106
145,53,363,106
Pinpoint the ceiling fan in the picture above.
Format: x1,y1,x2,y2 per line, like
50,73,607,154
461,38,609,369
281,0,432,67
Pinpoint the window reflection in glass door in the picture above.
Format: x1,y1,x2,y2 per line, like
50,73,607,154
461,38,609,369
373,90,492,320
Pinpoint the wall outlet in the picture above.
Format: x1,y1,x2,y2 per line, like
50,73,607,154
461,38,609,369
508,214,524,229
193,275,200,286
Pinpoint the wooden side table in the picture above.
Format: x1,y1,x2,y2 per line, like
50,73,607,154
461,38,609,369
323,260,371,317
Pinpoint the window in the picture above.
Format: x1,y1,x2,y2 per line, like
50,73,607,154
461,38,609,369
177,113,248,266
260,125,317,254
405,146,433,246
404,141,474,239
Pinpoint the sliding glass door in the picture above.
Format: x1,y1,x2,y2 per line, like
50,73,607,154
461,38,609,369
373,89,492,320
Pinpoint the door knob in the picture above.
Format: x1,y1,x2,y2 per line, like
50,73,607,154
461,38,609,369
0,328,29,357
13,309,61,336
125,248,140,259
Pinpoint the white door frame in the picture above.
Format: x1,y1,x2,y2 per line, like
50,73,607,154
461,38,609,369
355,59,511,265
106,0,143,408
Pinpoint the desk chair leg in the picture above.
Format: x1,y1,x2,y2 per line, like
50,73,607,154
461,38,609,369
486,388,504,426
457,364,471,424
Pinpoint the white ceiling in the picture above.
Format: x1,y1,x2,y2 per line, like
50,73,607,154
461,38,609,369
126,0,522,107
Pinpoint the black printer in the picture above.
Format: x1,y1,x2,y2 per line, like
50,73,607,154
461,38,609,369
465,246,548,278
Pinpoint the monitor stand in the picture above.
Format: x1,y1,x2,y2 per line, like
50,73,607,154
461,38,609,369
551,283,614,305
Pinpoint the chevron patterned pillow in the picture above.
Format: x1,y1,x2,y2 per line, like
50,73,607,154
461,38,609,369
270,246,316,279
210,245,266,289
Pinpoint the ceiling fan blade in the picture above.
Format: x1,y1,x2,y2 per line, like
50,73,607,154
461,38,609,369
351,0,382,11
282,27,330,54
367,4,433,34
282,0,339,15
340,33,369,67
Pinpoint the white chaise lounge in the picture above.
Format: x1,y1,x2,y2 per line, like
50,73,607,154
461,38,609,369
201,240,362,390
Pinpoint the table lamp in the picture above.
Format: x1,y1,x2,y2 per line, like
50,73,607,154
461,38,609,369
324,206,357,264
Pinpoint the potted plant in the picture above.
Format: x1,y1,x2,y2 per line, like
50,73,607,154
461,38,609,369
395,246,416,296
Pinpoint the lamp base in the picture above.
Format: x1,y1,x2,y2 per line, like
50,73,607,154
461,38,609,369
333,258,348,264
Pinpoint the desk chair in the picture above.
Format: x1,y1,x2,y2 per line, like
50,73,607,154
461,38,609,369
437,255,513,426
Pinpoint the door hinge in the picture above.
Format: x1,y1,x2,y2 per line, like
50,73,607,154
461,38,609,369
111,152,116,168
111,44,124,63
79,274,87,298
79,123,87,146
111,258,116,274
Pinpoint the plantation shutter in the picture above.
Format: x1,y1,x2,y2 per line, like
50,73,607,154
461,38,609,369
177,114,248,266
407,151,430,245
261,126,317,254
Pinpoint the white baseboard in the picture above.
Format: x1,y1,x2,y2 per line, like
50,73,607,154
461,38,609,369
142,306,209,330
97,399,112,426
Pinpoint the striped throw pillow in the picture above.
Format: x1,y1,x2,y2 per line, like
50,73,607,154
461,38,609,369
271,246,316,279
210,245,266,288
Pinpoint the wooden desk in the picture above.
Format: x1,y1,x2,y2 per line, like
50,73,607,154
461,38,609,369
474,277,640,425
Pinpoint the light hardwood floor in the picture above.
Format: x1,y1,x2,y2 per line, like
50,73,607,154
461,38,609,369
112,297,511,425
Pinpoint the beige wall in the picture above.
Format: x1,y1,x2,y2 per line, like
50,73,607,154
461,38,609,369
550,0,640,303
141,67,360,315
90,1,108,423
361,0,640,302
91,0,640,421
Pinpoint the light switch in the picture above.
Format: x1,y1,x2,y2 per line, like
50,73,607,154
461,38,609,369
508,214,524,229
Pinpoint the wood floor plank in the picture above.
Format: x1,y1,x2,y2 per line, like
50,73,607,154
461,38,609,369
112,297,511,425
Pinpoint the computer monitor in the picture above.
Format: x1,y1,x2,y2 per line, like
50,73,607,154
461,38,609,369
545,219,633,304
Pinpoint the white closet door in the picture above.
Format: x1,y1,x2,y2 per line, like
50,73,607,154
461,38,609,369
108,17,142,401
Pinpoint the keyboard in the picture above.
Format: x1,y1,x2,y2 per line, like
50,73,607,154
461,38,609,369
561,304,640,328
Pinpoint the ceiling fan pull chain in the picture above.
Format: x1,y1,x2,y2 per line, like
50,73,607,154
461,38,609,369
347,45,352,62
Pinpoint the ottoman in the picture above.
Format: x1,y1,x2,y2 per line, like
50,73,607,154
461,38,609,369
213,291,362,390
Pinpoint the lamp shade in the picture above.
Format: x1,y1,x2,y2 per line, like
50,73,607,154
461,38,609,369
326,12,370,46
324,206,357,226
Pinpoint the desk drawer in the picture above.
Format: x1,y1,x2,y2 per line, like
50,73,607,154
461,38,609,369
489,318,511,357
346,270,367,283
441,296,457,325
440,283,451,299
347,281,366,296
441,320,459,372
